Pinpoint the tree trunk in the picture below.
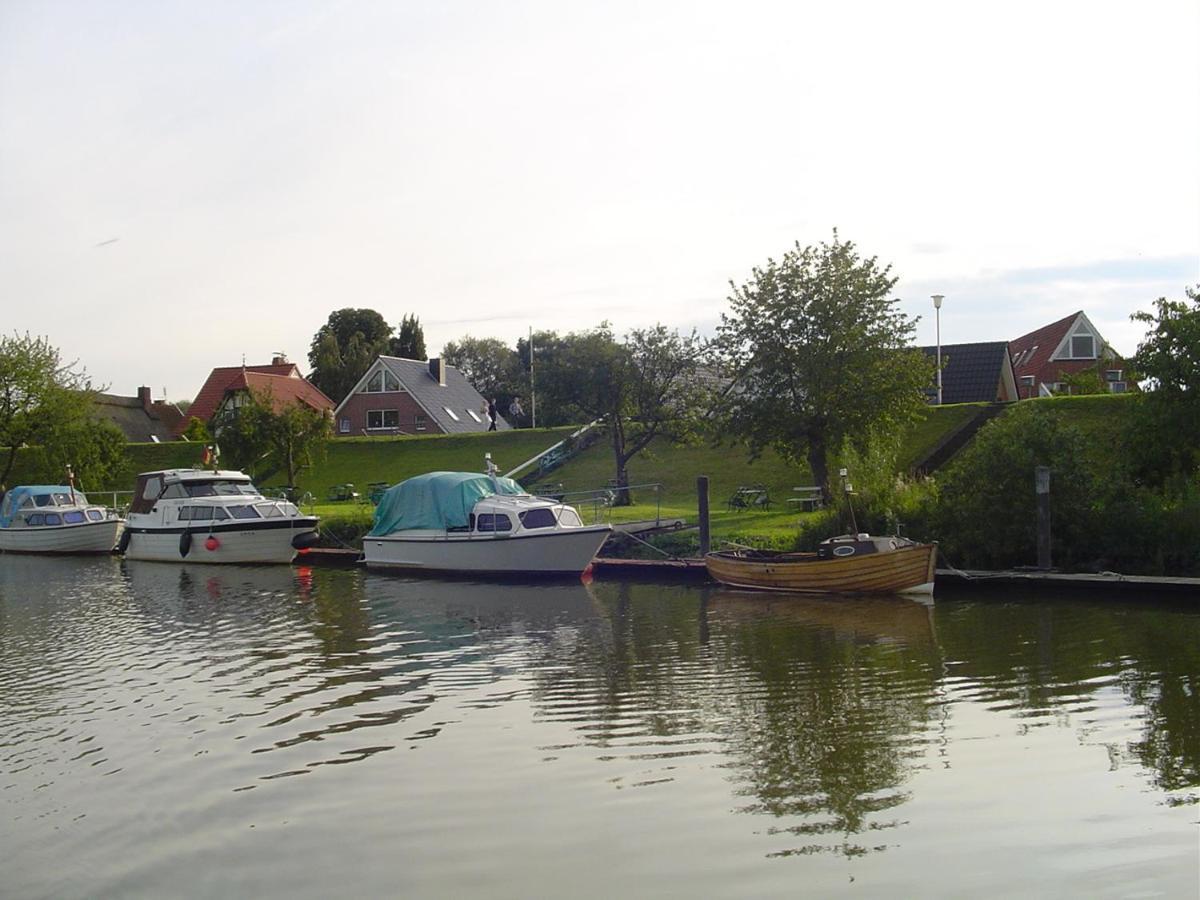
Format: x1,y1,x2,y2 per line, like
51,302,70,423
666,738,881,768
807,439,830,504
0,444,16,492
610,418,633,506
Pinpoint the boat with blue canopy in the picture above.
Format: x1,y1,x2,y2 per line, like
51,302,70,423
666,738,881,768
363,460,611,576
0,485,124,555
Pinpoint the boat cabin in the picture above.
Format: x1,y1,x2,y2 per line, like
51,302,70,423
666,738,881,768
0,486,107,529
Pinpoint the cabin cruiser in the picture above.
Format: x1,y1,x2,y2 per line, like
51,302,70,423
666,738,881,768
119,469,320,564
0,485,124,554
363,465,611,576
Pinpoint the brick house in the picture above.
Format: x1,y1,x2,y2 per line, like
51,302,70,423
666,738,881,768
1010,311,1128,398
213,370,334,421
333,356,508,437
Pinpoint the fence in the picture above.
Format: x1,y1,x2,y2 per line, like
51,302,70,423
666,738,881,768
549,482,664,527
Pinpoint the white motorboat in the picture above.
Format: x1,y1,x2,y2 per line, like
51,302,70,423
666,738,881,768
0,485,124,554
363,465,611,576
119,469,320,564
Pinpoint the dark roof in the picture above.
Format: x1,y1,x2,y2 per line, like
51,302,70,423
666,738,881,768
185,363,301,430
337,356,509,433
919,341,1015,404
94,392,185,442
224,371,334,414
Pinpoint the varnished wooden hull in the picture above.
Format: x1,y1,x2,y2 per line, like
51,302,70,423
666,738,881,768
705,542,937,596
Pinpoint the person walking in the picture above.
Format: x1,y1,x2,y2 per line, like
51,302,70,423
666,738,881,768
508,397,524,428
487,398,498,431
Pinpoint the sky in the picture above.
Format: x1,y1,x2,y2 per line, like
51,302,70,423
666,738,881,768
1,0,1197,402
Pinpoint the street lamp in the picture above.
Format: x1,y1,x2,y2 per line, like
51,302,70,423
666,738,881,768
932,294,944,405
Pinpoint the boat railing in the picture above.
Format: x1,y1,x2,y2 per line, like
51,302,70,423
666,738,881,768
94,490,135,517
555,482,664,527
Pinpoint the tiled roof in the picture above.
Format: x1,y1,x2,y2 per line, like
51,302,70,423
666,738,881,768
224,371,334,414
94,393,185,442
1009,312,1080,383
339,356,510,433
184,363,300,431
919,342,1014,404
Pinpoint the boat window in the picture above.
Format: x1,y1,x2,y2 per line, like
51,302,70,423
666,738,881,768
161,483,187,499
45,513,62,525
53,493,74,506
63,511,86,524
557,507,583,527
34,494,53,507
518,508,557,530
27,513,45,526
213,507,230,520
227,505,261,519
476,513,512,532
184,481,256,497
87,509,103,522
178,507,191,521
141,476,163,500
190,507,213,521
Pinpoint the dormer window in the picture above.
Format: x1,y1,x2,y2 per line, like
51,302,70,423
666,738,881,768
1069,334,1095,359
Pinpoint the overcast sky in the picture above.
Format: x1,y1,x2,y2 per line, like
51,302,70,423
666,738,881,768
2,0,1197,401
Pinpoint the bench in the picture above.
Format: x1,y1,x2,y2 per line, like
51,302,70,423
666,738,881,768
728,484,771,511
532,482,565,501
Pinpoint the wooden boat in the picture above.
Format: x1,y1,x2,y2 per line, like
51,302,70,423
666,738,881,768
705,534,937,596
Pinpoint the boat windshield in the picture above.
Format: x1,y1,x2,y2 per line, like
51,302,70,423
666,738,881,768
254,502,300,518
181,480,259,498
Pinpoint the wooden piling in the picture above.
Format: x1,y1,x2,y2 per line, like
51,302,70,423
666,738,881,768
1036,466,1052,570
697,476,710,557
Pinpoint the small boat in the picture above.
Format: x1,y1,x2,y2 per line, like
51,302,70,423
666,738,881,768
705,534,937,596
119,468,320,564
363,463,611,576
0,485,125,554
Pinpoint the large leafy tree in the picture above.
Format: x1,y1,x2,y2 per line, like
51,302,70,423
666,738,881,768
216,389,333,487
539,323,711,504
390,314,427,359
716,233,931,498
0,334,126,491
1127,285,1200,480
307,309,393,403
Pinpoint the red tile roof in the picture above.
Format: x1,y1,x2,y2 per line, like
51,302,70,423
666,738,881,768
223,371,334,415
1010,311,1123,393
182,364,300,432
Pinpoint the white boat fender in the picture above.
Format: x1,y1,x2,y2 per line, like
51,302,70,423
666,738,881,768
179,531,192,558
117,529,132,554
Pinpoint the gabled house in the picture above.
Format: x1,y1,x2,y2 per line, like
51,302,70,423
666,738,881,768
1010,311,1127,398
213,370,334,422
94,387,186,442
177,355,304,435
333,356,508,437
919,342,1019,404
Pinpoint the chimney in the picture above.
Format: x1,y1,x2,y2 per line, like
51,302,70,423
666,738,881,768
428,358,445,386
137,386,153,412
272,353,289,366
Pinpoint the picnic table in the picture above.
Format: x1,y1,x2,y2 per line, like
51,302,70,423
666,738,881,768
787,485,824,512
728,484,771,511
327,483,359,502
367,482,389,505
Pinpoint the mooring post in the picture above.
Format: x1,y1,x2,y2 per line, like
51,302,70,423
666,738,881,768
1035,466,1052,570
697,476,710,558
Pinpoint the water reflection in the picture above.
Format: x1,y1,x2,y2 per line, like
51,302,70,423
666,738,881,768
1,559,1198,897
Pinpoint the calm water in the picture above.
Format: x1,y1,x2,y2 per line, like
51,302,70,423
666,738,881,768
2,557,1197,898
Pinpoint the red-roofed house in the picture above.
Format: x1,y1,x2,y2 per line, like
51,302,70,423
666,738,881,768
178,356,332,434
1010,311,1128,399
215,371,334,420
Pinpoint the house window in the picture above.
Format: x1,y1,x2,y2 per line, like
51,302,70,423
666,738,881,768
364,369,402,392
415,414,427,432
339,418,351,434
443,406,460,421
384,371,401,392
367,409,400,429
365,370,383,392
1110,381,1128,393
1105,369,1123,382
1069,334,1095,359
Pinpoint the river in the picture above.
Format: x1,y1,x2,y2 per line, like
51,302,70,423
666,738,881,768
1,556,1197,898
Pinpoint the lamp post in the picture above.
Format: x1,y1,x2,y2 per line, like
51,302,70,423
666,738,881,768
932,294,944,405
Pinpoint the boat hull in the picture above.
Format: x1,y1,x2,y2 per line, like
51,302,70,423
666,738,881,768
122,519,319,565
364,526,612,576
0,519,124,555
705,542,937,596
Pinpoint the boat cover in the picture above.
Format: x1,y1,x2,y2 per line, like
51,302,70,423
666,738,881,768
0,486,83,527
369,472,525,535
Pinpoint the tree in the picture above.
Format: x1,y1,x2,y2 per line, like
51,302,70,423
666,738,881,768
716,233,932,499
538,323,711,503
390,314,427,359
0,334,126,491
442,335,523,410
1127,285,1200,480
216,389,333,487
307,309,393,403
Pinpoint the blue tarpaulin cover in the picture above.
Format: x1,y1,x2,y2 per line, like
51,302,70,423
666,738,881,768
0,486,81,527
368,472,524,536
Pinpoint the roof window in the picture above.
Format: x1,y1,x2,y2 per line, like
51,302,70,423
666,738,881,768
443,407,460,421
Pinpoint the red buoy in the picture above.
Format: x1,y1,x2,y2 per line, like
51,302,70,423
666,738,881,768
205,536,220,551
